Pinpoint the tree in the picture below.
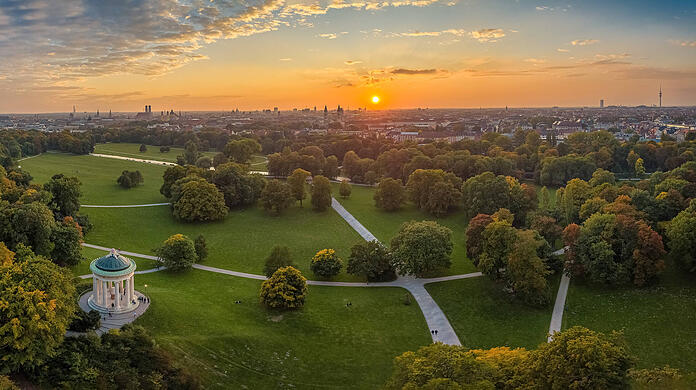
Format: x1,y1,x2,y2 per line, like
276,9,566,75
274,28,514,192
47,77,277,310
224,138,261,163
666,202,696,272
116,170,143,189
538,186,552,212
212,162,265,208
260,179,294,215
50,216,84,266
259,266,307,309
155,234,198,271
194,234,208,262
529,214,562,249
589,168,616,187
391,221,453,276
635,157,646,178
0,246,76,373
44,173,81,217
159,145,170,153
478,219,517,279
172,177,228,222
527,326,633,389
465,213,493,264
339,180,352,199
139,143,147,152
178,140,201,165
506,230,550,306
311,175,332,211
406,169,462,215
323,155,339,179
160,165,187,198
627,150,640,172
374,178,405,211
263,245,294,277
347,240,396,282
4,202,56,256
310,248,342,278
385,343,499,389
287,168,310,206
195,156,212,169
559,178,592,224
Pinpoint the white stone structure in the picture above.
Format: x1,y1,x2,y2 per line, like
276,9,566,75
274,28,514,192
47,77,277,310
87,249,140,313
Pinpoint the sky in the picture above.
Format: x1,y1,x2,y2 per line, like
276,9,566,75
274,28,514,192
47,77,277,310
0,0,695,113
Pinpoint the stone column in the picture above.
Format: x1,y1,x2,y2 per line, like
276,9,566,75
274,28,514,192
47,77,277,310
102,280,108,306
129,275,135,302
125,278,131,305
115,280,121,309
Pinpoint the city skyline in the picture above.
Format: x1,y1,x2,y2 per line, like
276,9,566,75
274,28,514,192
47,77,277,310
1,0,695,113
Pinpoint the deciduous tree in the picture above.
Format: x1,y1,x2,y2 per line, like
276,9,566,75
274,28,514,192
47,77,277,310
347,240,395,281
374,178,405,211
259,266,307,309
310,248,342,278
311,175,332,211
391,221,453,276
263,246,294,277
260,179,294,215
155,234,198,271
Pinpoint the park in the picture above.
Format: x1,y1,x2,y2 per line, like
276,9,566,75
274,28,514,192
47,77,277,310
9,142,694,388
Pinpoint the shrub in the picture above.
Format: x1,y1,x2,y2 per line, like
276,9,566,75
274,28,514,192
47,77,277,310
194,234,208,262
339,180,352,198
310,248,342,278
259,266,307,309
116,170,143,189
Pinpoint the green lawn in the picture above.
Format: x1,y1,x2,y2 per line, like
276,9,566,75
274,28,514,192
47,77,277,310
20,153,168,205
83,204,365,281
563,264,696,370
333,184,476,276
132,270,429,389
426,275,559,349
71,246,159,276
94,143,217,163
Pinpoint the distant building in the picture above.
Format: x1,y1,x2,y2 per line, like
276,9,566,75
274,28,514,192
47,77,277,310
600,99,604,108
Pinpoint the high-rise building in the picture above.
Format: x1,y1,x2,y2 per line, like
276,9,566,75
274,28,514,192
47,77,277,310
600,99,604,108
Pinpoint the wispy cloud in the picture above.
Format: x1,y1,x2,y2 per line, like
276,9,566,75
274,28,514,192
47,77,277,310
318,33,338,39
279,58,293,61
469,28,506,42
344,60,363,65
390,68,442,75
397,28,467,37
571,39,599,46
671,40,696,47
557,48,570,52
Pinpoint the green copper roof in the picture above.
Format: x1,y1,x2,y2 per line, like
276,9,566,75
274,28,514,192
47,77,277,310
90,249,137,277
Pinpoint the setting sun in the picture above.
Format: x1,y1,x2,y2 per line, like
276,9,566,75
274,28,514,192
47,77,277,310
371,96,380,104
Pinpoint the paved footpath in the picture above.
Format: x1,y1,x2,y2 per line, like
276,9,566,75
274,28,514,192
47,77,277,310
80,241,478,345
82,203,171,208
331,198,378,242
548,247,570,341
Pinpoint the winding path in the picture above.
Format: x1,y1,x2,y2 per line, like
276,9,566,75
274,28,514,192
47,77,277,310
548,247,570,341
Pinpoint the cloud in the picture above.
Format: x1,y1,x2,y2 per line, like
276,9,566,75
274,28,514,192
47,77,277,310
0,0,451,89
279,58,293,61
557,48,569,52
397,28,466,37
672,40,696,47
469,28,506,42
344,60,362,65
535,6,553,11
571,39,599,46
524,58,546,64
318,33,338,39
390,68,442,75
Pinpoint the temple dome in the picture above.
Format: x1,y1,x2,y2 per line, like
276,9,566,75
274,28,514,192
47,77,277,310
93,249,133,272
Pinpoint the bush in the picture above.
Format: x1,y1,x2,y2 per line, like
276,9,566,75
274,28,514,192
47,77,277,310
263,246,294,277
116,170,143,189
194,234,208,262
155,234,198,271
159,146,171,153
139,144,147,152
68,310,101,332
259,266,307,309
339,180,352,198
310,249,342,278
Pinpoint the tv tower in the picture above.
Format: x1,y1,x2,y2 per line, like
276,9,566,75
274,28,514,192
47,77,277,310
659,85,662,108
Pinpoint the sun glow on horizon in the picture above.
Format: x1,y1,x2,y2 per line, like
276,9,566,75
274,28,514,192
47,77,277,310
371,95,380,104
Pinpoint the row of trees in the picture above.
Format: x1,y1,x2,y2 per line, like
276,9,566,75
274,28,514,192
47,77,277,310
385,326,692,389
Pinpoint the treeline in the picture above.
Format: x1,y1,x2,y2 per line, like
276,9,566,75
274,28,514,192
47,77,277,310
0,130,94,163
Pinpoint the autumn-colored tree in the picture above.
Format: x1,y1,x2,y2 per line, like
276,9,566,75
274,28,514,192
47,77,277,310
287,168,310,206
635,157,646,177
0,246,76,373
527,326,633,389
374,178,405,211
529,214,562,249
259,266,307,309
310,248,342,278
465,213,493,264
